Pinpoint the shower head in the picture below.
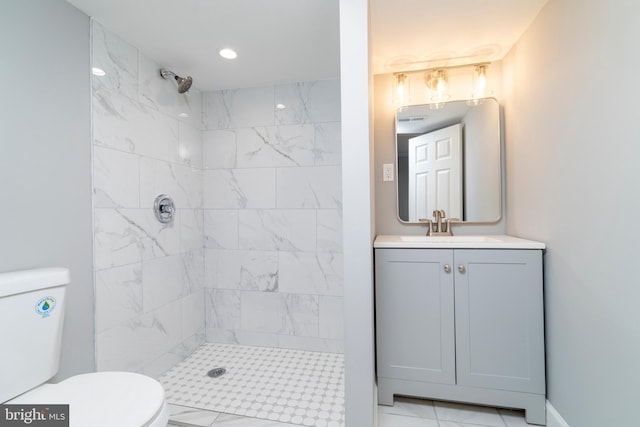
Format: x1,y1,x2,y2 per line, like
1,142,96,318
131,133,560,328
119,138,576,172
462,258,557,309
160,68,193,94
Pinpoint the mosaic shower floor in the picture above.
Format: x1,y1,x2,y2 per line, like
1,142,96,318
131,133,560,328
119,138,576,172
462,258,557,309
159,343,345,427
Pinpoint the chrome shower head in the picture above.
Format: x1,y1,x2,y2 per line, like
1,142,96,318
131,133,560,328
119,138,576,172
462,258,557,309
160,68,193,94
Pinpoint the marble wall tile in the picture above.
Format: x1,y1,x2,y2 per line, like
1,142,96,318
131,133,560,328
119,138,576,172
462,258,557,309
142,255,189,312
93,146,140,208
95,263,143,334
95,208,182,270
275,80,341,125
181,290,205,339
205,328,239,345
95,208,143,269
176,122,203,169
203,169,275,209
180,209,204,252
314,122,342,166
91,20,138,97
140,157,202,210
238,210,316,252
143,331,206,378
204,210,238,249
276,166,342,209
233,330,279,348
205,289,241,329
317,209,343,252
278,252,343,296
285,294,319,337
202,87,275,130
204,249,278,292
182,249,205,293
93,22,205,374
277,336,344,354
236,125,315,168
203,129,237,169
237,251,279,292
96,300,182,371
241,292,291,335
199,78,343,352
319,296,344,340
93,87,177,162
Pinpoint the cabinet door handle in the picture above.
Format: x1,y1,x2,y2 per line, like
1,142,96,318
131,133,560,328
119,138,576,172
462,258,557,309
458,264,466,273
444,264,451,273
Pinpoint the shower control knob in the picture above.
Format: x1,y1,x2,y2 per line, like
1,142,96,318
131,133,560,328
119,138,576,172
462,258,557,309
154,194,175,224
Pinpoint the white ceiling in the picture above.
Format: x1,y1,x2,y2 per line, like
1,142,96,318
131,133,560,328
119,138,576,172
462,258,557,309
370,0,548,74
66,0,547,92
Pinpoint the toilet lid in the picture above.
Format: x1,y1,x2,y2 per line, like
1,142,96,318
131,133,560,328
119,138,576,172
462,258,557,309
10,372,166,427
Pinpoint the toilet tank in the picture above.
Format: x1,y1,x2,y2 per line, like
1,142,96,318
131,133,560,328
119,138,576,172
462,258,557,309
0,268,69,403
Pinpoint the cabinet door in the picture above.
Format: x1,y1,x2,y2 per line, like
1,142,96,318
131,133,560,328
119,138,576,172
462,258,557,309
375,249,455,384
454,249,545,393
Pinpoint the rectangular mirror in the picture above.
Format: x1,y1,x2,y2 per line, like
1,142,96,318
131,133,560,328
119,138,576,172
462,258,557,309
396,98,501,223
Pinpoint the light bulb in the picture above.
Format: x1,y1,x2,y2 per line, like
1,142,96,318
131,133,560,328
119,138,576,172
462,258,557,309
394,73,408,105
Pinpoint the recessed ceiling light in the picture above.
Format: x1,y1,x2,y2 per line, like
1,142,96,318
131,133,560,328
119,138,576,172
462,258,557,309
219,48,237,60
92,67,106,76
276,104,286,110
178,112,189,118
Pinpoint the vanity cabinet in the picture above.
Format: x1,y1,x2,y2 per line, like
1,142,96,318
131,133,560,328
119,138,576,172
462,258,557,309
375,247,546,425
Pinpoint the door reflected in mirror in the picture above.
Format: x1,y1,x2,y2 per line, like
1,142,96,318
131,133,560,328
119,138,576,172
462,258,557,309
396,98,501,223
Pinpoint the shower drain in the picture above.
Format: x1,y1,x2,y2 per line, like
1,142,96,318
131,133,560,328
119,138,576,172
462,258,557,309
207,367,226,378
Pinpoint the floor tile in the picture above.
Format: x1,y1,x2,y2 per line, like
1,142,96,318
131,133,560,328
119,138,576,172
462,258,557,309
378,412,439,427
378,397,437,419
160,343,345,427
168,404,221,426
434,401,506,427
211,413,306,426
498,408,531,426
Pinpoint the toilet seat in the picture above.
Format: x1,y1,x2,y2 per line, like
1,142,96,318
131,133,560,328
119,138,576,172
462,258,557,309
9,371,169,427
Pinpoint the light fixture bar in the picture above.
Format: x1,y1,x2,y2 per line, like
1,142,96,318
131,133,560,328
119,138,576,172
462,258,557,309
394,62,491,78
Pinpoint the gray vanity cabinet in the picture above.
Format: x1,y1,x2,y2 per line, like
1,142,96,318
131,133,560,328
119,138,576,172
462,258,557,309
375,248,546,425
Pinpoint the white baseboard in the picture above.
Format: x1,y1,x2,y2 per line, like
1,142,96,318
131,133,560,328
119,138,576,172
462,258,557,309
546,400,571,427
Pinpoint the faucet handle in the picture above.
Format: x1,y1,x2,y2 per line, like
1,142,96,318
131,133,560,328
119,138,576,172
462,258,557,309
418,218,434,236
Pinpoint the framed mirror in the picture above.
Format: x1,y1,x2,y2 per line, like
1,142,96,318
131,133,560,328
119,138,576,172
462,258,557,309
396,98,501,223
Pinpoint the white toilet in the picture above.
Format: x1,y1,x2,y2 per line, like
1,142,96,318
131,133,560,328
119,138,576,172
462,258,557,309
0,268,169,427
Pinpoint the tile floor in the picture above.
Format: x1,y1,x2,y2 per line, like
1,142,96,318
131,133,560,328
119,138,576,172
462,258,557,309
167,397,534,427
160,343,345,427
160,343,535,427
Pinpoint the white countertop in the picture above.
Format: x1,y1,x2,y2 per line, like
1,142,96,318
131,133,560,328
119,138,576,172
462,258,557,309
374,235,546,249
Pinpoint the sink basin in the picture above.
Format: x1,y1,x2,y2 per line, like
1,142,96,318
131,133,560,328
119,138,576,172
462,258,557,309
374,235,545,249
396,235,503,243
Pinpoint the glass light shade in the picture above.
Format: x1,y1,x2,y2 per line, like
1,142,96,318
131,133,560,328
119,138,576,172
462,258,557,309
470,64,488,103
393,73,409,105
426,69,450,106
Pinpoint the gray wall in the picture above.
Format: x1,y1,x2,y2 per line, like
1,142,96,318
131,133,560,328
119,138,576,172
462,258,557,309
502,0,640,426
0,0,94,380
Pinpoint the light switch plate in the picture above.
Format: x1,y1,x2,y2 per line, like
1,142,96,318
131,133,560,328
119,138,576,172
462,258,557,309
383,163,394,181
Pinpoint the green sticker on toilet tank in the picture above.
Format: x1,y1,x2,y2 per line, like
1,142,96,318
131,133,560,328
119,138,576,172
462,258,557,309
35,296,56,318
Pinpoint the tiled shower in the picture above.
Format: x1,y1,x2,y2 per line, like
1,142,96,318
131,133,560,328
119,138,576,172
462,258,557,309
91,17,343,385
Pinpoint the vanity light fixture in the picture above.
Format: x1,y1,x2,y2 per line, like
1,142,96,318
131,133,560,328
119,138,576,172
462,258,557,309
393,63,491,108
393,73,409,105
